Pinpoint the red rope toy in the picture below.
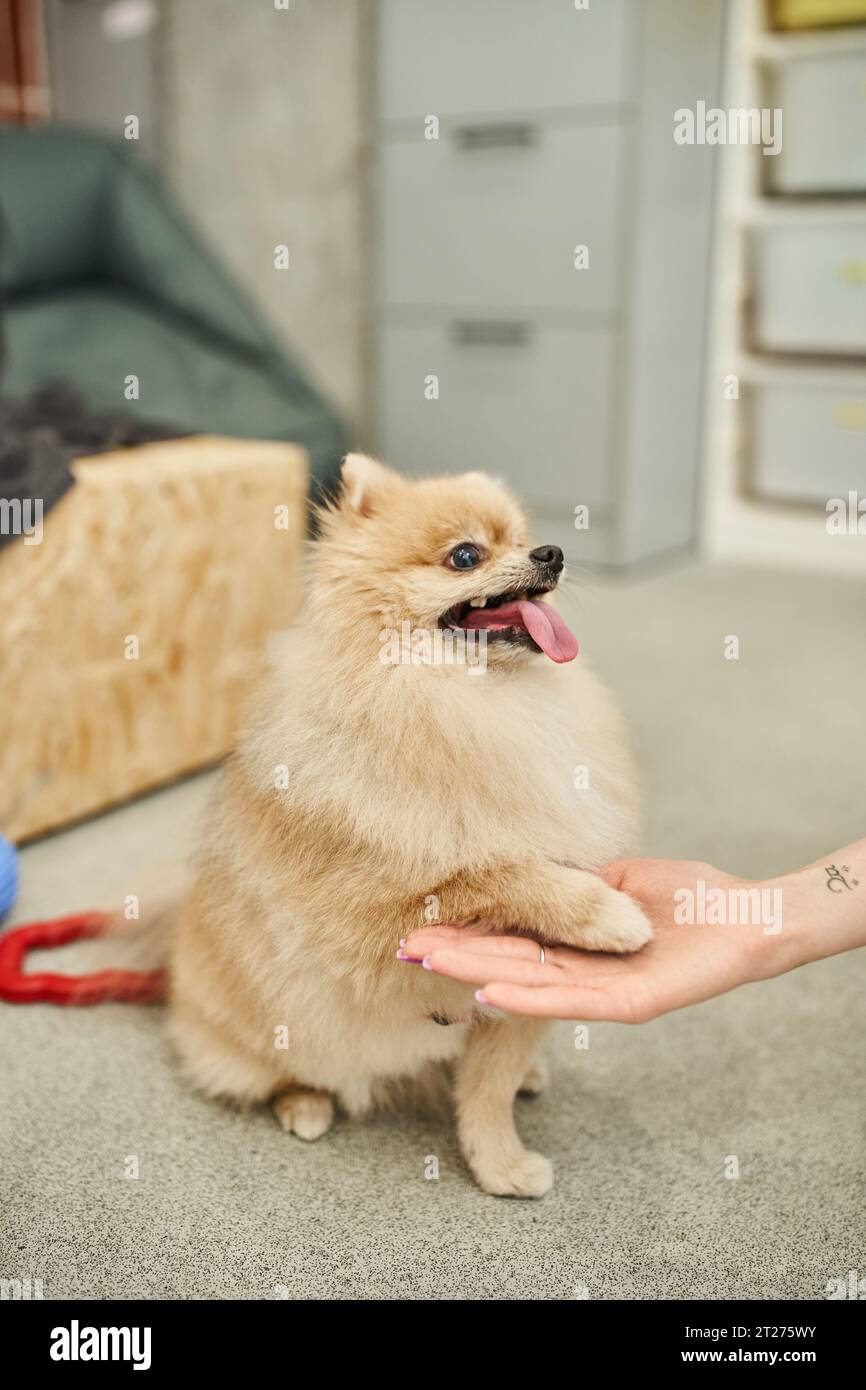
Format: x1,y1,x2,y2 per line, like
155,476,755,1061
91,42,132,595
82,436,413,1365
0,912,166,1005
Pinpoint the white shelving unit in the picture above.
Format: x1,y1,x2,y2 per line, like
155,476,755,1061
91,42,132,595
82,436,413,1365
703,0,866,574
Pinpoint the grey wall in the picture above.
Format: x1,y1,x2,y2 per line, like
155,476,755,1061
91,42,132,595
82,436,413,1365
156,0,373,437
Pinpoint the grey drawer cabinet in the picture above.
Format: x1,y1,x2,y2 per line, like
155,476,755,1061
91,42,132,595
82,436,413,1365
380,123,622,315
375,0,725,566
380,322,616,504
378,0,630,120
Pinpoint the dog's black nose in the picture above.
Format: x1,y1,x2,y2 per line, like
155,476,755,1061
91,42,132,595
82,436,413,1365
529,545,564,575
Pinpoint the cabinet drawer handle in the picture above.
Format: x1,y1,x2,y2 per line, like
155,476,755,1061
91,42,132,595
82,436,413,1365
452,320,531,348
454,121,537,151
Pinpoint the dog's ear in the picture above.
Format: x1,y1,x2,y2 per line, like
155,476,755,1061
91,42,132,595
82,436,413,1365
340,453,402,518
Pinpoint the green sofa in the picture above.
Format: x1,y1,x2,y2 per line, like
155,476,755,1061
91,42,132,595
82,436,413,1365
0,125,346,489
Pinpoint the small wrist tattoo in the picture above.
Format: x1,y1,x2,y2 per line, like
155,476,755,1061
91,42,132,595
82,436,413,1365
824,863,859,893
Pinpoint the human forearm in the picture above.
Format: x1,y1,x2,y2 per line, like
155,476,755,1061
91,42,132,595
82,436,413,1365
761,840,866,979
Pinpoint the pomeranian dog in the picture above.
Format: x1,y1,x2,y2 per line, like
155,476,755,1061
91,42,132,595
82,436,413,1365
169,455,650,1197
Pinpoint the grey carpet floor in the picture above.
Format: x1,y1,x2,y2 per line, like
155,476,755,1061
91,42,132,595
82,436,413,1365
2,560,864,1300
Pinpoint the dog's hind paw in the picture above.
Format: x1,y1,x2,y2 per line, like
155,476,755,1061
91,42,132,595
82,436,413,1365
272,1087,335,1141
473,1149,554,1199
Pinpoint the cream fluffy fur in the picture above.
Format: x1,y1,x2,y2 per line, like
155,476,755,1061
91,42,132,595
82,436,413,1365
168,456,650,1198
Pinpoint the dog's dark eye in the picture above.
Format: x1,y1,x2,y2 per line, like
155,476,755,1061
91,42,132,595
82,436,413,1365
448,543,482,571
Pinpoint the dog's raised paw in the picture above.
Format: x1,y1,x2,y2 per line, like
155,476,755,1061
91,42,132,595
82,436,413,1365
273,1088,335,1141
475,1150,554,1199
577,888,653,955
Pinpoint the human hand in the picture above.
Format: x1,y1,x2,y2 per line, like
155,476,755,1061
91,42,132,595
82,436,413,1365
401,859,789,1022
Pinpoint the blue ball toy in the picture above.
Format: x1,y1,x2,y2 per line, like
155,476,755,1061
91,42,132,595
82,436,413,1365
0,836,19,922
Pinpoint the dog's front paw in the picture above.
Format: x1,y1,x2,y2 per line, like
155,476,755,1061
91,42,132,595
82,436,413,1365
472,1149,554,1199
576,887,653,955
273,1087,335,1141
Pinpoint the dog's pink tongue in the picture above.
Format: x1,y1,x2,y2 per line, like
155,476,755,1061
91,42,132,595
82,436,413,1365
462,598,578,663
